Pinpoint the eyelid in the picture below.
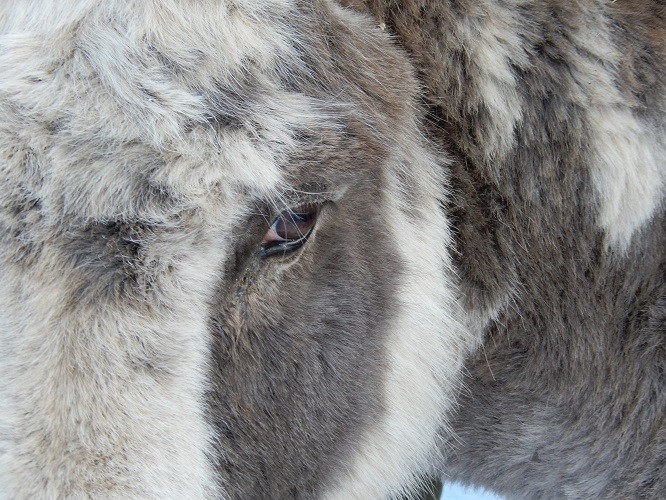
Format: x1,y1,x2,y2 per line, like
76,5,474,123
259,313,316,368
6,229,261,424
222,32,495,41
261,204,320,257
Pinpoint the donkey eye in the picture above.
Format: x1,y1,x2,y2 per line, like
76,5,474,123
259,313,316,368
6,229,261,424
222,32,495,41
261,204,319,257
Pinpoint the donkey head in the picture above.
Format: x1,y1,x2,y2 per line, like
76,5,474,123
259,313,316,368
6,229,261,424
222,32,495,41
0,1,473,497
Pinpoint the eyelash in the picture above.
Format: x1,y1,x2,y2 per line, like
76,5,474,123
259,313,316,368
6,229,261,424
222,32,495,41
261,204,320,258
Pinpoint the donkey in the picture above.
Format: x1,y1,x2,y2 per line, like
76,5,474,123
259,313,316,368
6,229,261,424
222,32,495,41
0,0,663,498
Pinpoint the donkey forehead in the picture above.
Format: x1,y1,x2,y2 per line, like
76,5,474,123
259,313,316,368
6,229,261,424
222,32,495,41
146,88,394,222
1,0,418,222
123,40,414,214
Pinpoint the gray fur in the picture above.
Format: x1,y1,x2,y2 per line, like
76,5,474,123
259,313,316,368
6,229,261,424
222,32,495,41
346,0,665,497
1,0,664,498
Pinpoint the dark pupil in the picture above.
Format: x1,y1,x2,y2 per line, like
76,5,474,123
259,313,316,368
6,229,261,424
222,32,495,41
275,210,316,240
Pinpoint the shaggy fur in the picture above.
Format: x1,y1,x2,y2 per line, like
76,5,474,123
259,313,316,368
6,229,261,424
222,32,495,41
1,1,469,498
1,0,663,499
344,0,665,497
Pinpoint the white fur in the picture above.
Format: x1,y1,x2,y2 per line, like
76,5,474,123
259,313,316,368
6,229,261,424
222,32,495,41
446,1,529,161
564,8,666,250
323,124,475,499
589,106,665,250
0,229,225,498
